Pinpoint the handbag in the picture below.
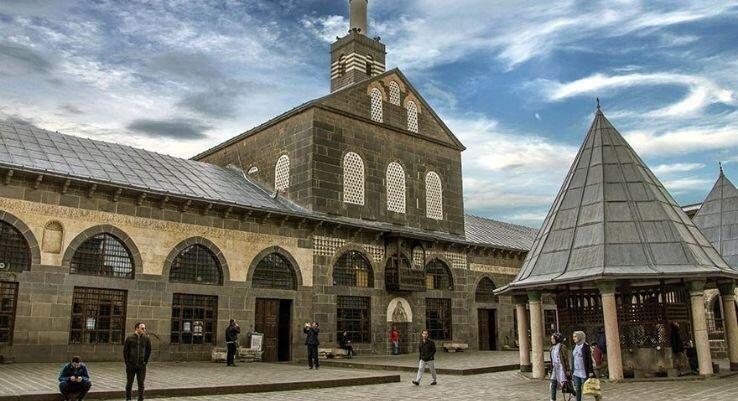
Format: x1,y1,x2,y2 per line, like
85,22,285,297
583,378,601,397
561,380,575,394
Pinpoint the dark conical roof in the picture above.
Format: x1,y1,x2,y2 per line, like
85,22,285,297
693,169,738,268
504,109,736,291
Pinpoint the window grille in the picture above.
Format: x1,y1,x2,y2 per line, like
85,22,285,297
0,282,18,344
333,251,373,287
343,152,365,205
407,100,419,133
370,88,383,123
425,298,452,341
275,155,290,192
70,233,134,279
425,259,453,291
69,287,126,344
169,244,222,285
386,162,406,213
389,81,401,106
425,171,443,220
365,55,373,76
412,246,425,269
337,296,371,343
253,253,296,290
475,277,497,303
170,293,218,345
0,220,30,272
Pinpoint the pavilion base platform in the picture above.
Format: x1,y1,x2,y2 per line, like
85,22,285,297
0,361,399,401
308,350,538,375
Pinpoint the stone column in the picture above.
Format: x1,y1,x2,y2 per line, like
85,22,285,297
719,282,738,371
689,280,713,375
598,281,623,381
514,295,531,372
528,291,545,379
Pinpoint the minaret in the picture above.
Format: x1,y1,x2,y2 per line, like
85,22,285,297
330,0,386,92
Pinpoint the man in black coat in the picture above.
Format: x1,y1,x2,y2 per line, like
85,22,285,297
123,322,152,401
303,321,320,369
225,319,241,367
412,329,437,385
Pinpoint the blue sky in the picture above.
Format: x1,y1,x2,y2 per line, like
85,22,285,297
1,0,737,227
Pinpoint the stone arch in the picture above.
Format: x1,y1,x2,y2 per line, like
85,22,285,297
247,246,303,288
42,220,64,254
61,224,142,276
402,92,422,113
330,244,377,288
424,256,455,290
474,275,498,303
0,209,41,268
386,297,413,322
162,236,230,284
366,81,388,101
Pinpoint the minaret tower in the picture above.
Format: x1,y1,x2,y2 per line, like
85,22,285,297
330,0,386,92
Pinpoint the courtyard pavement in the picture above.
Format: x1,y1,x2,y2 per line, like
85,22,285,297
319,350,527,374
0,361,398,400
144,369,738,401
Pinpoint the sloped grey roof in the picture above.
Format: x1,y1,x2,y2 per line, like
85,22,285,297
0,121,306,213
465,214,537,251
503,109,736,291
693,170,738,268
0,120,533,252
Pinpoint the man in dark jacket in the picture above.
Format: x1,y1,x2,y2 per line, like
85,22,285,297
303,321,320,369
225,319,241,366
58,356,92,400
670,321,686,374
123,322,152,401
338,330,354,358
412,329,437,385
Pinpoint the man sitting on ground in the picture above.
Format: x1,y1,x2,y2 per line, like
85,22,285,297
58,356,92,400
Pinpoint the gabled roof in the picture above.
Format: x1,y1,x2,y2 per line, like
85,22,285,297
192,68,465,160
693,169,738,268
0,120,533,252
502,108,736,292
465,214,537,251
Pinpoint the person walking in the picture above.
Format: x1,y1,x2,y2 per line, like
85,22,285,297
304,321,320,369
670,321,686,375
549,332,570,401
58,356,92,400
571,331,595,401
593,327,607,378
225,319,241,366
338,330,354,358
390,327,400,355
123,322,151,401
411,329,437,385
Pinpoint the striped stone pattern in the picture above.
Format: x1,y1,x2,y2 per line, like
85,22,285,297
331,53,385,80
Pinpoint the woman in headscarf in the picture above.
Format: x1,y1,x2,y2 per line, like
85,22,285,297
549,332,570,401
571,330,595,401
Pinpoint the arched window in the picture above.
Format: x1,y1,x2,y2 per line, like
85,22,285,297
70,233,134,278
333,251,373,287
389,81,401,106
169,244,223,285
275,155,289,192
406,100,419,133
253,253,296,290
425,171,443,220
365,55,373,76
0,220,31,272
386,162,406,213
475,277,498,303
370,88,383,123
343,152,365,205
425,259,453,291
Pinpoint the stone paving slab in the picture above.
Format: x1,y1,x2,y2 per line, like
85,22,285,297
143,369,738,401
0,362,399,401
316,350,545,375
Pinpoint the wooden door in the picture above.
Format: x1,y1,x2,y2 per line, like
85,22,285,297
478,309,490,350
255,298,280,362
488,309,497,350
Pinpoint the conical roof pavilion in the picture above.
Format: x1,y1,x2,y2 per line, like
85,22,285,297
693,168,738,268
503,107,737,291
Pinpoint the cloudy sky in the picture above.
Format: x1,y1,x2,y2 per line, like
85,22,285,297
1,0,737,227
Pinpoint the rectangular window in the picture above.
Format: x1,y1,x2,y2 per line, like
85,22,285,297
69,287,127,344
337,296,371,343
171,293,218,345
0,281,19,344
425,298,452,341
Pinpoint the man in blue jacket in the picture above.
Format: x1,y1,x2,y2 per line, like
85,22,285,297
58,356,92,400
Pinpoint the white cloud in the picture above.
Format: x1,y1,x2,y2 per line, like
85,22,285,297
652,163,705,175
662,177,714,194
625,124,738,156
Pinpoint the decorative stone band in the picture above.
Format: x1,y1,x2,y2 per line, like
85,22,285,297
469,263,517,276
312,235,384,262
331,53,385,79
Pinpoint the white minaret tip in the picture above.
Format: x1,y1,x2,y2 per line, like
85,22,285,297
349,0,368,35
